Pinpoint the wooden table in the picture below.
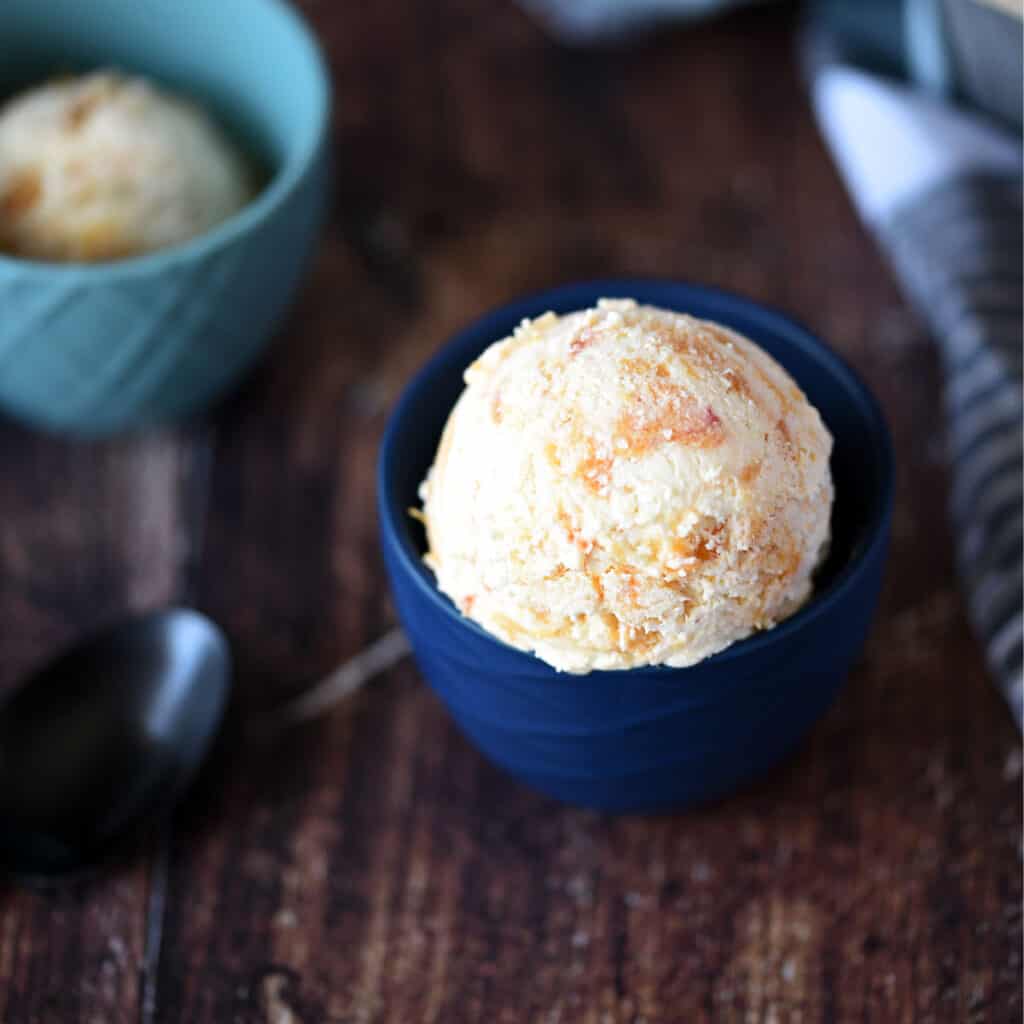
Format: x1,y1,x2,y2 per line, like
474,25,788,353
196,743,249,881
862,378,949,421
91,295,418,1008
1,3,1020,1021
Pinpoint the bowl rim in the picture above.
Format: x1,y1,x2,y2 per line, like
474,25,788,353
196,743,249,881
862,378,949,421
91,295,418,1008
378,277,896,675
0,0,330,279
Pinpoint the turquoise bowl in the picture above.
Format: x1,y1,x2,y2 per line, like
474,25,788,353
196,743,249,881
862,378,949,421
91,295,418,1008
0,0,330,436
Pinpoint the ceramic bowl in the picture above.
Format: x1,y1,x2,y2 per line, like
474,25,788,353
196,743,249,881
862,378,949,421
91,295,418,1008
0,0,330,436
379,280,894,813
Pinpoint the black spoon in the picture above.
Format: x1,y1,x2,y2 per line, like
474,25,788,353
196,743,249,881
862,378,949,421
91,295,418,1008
0,608,231,879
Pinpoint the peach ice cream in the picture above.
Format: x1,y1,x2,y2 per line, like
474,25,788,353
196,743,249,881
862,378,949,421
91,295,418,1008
419,299,834,673
0,71,253,262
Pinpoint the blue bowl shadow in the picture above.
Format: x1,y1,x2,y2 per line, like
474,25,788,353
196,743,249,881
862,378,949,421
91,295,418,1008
379,279,894,813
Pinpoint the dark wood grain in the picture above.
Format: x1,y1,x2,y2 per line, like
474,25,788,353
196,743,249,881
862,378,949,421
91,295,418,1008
0,431,199,1023
0,3,1020,1022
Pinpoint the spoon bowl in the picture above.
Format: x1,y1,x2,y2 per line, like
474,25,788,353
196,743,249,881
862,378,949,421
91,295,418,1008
0,608,230,877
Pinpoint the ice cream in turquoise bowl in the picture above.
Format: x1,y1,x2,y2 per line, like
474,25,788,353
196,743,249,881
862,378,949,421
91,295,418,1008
0,0,330,436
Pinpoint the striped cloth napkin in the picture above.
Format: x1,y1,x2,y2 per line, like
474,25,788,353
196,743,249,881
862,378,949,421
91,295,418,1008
519,0,1024,724
809,36,1023,725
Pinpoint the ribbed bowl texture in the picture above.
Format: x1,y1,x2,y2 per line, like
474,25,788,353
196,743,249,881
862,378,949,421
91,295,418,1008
0,0,330,435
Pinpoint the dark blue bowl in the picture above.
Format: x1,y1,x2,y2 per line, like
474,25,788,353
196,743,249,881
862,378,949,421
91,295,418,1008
378,280,894,813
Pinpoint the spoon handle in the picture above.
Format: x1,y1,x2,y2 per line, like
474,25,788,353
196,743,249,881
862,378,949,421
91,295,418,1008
252,628,411,738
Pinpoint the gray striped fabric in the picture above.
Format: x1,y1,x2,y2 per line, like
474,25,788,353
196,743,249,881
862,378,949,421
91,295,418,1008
884,172,1023,722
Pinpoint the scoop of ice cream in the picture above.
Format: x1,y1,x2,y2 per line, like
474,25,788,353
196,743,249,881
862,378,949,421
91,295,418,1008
0,71,254,262
419,299,834,673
